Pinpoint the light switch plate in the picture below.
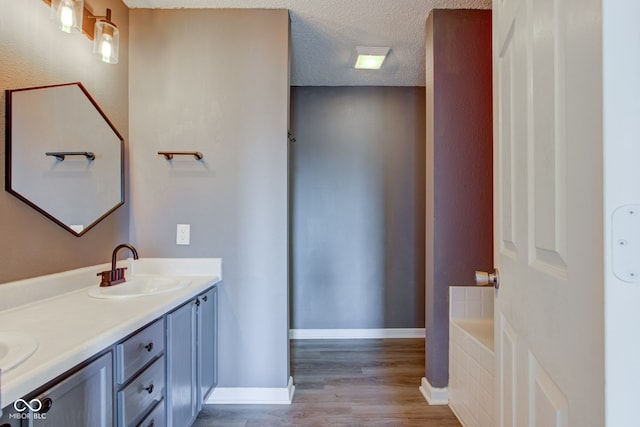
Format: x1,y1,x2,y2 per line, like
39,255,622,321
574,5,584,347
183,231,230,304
176,224,190,245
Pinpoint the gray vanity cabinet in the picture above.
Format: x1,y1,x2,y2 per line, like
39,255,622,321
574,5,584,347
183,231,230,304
137,398,165,427
166,286,217,427
0,406,22,427
166,297,198,427
0,284,217,427
197,286,217,409
30,351,113,426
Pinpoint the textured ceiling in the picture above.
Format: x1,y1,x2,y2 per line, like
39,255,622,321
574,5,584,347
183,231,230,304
122,0,492,86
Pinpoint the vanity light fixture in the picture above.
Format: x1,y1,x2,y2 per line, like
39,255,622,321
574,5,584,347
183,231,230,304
43,0,119,64
354,46,390,70
50,0,84,33
91,8,119,64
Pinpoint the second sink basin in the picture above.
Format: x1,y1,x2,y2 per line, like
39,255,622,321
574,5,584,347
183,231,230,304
88,276,191,299
0,332,38,373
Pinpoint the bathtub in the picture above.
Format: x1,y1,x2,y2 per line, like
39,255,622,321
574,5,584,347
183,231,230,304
449,286,495,427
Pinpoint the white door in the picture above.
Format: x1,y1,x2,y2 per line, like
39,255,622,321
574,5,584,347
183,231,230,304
493,0,604,426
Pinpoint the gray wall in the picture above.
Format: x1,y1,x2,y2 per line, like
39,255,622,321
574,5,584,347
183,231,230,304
0,0,129,284
290,86,425,329
425,9,493,388
129,9,290,389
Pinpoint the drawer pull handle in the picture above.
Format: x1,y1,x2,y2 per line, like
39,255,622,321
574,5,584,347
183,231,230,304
203,295,208,302
195,298,201,307
145,384,154,394
148,420,155,427
144,342,154,352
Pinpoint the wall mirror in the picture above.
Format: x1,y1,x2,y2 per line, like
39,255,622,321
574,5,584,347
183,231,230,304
5,82,124,236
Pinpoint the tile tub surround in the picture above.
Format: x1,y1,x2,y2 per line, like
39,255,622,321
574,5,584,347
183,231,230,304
0,258,221,408
449,286,494,321
449,286,495,427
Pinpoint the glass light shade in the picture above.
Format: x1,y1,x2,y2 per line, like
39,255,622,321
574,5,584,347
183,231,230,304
93,20,119,64
51,0,84,33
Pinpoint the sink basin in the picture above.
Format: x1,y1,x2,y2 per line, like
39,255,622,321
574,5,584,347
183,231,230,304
0,332,38,373
88,276,191,299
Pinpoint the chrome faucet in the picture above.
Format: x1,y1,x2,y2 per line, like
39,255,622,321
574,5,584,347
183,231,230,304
97,244,140,287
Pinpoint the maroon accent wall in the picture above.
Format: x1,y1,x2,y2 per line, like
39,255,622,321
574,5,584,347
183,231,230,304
425,9,493,388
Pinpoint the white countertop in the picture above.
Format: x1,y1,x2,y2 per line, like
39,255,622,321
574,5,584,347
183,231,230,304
0,258,222,410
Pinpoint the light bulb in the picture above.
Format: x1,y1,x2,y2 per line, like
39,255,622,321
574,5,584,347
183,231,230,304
93,9,119,64
100,36,113,63
362,56,377,67
58,1,76,33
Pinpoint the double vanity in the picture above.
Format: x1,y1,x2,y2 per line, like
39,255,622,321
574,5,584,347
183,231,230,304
0,257,221,427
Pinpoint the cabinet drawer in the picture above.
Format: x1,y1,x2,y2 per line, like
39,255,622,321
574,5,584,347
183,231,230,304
136,399,165,427
116,319,164,384
118,356,165,427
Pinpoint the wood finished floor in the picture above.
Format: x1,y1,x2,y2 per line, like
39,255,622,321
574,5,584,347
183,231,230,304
194,339,462,426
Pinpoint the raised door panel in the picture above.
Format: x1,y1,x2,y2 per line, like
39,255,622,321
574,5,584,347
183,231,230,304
494,0,604,425
166,300,197,427
198,287,217,409
30,352,113,427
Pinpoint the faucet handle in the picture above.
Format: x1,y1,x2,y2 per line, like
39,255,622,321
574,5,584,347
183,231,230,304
97,267,128,287
97,271,112,287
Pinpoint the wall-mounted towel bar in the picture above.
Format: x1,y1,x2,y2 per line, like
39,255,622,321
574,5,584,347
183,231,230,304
158,151,203,160
46,151,96,161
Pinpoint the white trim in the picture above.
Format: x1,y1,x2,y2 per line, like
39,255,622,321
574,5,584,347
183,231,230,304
289,328,425,339
419,377,449,405
449,403,466,426
206,376,295,405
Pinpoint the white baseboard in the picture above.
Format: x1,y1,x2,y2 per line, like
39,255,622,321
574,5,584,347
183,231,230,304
419,377,449,405
289,328,425,339
206,376,295,405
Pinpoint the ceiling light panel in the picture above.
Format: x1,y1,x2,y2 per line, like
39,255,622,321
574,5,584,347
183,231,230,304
354,46,390,70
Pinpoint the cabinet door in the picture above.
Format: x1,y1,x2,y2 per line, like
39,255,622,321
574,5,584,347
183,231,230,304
165,299,197,427
30,351,113,427
0,406,22,427
197,286,217,409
